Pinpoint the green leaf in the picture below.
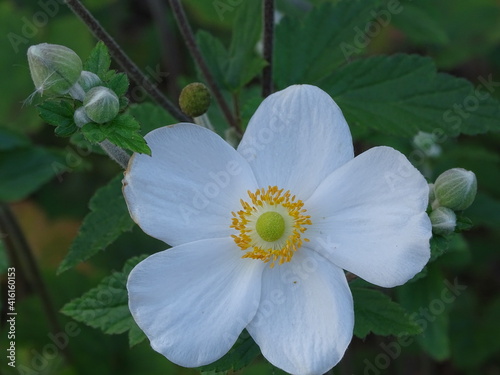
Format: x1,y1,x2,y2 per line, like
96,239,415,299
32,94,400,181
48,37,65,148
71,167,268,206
81,114,151,155
0,147,65,202
430,234,450,262
84,41,112,79
196,0,266,92
58,174,135,273
352,287,421,339
274,0,381,88
106,71,130,97
397,264,451,360
321,54,500,137
37,100,78,137
392,3,449,45
455,214,473,232
127,102,176,135
61,255,147,347
225,0,266,90
198,331,260,373
196,31,229,89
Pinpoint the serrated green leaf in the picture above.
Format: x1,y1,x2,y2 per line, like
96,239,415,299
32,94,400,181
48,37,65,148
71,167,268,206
0,147,65,202
196,0,266,92
321,54,500,137
274,0,381,88
58,174,135,273
106,72,129,97
37,100,78,137
84,41,111,79
61,255,147,347
81,114,150,154
353,287,421,339
198,331,260,373
397,264,451,360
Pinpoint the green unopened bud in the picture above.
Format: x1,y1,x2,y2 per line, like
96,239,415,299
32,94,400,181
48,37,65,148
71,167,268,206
179,82,211,117
434,168,477,211
430,207,456,236
73,107,91,128
78,71,102,92
27,43,83,96
83,86,119,124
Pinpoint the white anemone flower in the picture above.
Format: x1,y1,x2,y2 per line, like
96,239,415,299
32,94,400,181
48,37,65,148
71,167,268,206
124,84,432,375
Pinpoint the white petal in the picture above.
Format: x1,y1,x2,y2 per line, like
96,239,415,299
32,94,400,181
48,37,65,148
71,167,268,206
237,85,353,200
127,237,264,367
247,249,354,375
306,146,432,288
123,124,257,246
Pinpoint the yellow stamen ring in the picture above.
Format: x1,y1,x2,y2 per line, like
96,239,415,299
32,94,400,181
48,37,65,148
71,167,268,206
230,186,312,267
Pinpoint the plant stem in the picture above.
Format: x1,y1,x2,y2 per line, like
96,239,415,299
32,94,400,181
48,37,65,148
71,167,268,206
145,0,182,97
346,272,357,282
65,0,189,122
168,0,240,133
262,0,275,98
99,140,130,169
0,204,71,363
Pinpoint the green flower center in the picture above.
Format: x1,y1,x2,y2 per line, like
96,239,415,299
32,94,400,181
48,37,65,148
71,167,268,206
255,211,286,242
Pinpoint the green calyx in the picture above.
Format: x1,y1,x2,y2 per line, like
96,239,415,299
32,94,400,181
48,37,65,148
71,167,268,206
256,212,286,242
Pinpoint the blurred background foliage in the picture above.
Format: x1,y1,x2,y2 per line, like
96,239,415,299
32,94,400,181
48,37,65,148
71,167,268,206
0,0,499,374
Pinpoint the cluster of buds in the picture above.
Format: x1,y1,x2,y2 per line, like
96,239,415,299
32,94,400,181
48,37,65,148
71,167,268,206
27,43,119,127
428,168,477,235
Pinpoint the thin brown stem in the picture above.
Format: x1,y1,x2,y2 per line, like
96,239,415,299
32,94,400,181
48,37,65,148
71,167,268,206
346,272,358,282
168,0,240,133
0,204,71,363
262,0,275,97
65,0,189,122
145,0,182,97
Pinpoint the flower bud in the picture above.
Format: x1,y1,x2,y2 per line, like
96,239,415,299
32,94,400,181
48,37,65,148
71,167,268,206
78,71,102,92
413,131,441,157
73,106,91,128
430,207,456,236
27,43,83,96
179,82,211,117
83,86,120,124
434,168,477,211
